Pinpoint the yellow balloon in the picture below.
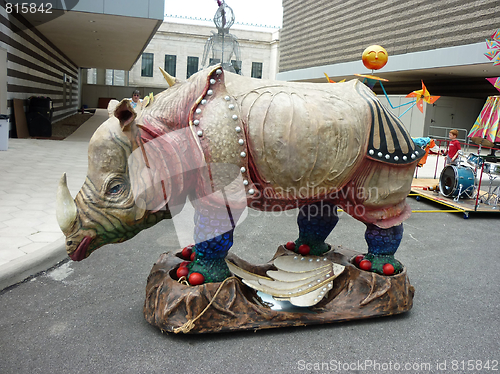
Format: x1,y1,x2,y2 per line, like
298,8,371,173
362,45,388,70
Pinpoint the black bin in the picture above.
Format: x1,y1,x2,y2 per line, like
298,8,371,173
26,96,53,137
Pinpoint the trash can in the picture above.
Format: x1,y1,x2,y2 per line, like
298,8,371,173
0,114,9,151
26,96,53,137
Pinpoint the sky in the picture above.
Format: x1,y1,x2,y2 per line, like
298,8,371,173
164,0,283,30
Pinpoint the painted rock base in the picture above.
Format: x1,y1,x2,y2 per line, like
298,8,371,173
144,246,414,334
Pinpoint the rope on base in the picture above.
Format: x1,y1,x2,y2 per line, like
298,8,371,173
173,276,240,334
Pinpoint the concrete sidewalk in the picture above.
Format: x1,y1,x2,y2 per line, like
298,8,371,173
0,109,107,290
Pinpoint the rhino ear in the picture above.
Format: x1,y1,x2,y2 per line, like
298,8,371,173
107,99,120,117
114,99,137,130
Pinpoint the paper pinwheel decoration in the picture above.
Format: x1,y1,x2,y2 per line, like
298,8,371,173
324,73,345,83
485,29,500,66
354,73,388,89
405,81,440,113
486,77,500,93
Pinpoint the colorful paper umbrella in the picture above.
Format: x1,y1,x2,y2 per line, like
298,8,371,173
468,96,500,147
405,81,440,113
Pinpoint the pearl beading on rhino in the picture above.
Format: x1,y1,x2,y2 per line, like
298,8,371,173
56,64,424,283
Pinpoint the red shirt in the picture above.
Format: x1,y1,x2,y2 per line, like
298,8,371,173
448,139,461,159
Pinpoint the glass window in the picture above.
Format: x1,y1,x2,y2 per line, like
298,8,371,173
209,58,221,65
187,56,199,78
251,62,262,79
165,55,176,77
141,53,154,77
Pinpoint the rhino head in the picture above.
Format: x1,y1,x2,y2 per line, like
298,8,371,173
56,70,208,261
56,103,167,260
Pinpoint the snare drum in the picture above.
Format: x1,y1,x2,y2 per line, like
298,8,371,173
439,165,476,199
466,153,484,168
483,162,500,176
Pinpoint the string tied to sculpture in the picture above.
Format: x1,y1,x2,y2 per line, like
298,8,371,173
173,276,240,334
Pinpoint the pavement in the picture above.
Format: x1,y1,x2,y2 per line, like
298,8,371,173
0,113,499,373
0,109,107,290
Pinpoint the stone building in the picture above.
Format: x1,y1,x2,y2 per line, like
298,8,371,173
129,21,280,86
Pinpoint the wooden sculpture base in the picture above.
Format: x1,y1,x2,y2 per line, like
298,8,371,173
144,246,414,334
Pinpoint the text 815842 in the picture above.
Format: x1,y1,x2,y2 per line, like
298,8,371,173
5,3,53,14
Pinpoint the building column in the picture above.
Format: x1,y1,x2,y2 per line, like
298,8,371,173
96,68,106,85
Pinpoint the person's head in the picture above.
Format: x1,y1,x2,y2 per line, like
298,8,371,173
132,90,140,103
449,129,458,139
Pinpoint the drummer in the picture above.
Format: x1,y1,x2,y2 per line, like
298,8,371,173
443,129,461,165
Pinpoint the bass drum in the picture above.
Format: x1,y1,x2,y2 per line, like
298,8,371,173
439,165,476,199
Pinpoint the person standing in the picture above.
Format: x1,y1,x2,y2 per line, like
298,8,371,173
445,129,461,165
129,90,142,109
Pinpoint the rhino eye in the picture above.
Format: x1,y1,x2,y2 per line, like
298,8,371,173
107,184,123,195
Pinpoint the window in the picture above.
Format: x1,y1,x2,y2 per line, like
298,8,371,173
165,55,177,77
141,53,154,77
209,58,221,65
231,60,241,74
187,56,199,78
251,62,263,79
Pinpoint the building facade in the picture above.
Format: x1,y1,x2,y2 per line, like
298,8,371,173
129,21,280,87
0,0,162,128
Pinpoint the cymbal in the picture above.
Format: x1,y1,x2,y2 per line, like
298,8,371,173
470,137,495,147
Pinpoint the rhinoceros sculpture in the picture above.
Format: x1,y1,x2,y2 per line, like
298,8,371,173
56,65,423,284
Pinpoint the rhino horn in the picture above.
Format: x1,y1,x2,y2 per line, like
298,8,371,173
159,67,177,87
56,173,77,233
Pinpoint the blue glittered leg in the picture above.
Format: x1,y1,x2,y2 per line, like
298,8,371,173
294,202,339,256
361,223,404,274
187,207,233,283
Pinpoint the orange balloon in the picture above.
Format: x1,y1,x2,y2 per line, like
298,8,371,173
362,45,388,70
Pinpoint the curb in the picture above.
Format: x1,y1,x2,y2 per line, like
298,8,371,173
0,238,68,291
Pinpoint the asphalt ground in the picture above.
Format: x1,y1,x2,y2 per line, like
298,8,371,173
0,197,498,374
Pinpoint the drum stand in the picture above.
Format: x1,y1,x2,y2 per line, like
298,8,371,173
451,156,476,202
479,173,499,208
452,183,476,203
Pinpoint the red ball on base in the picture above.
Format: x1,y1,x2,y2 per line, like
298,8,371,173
298,244,311,255
188,272,205,286
383,263,395,275
359,260,372,271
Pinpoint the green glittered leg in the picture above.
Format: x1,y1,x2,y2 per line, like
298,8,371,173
356,223,404,275
187,207,233,283
291,202,339,256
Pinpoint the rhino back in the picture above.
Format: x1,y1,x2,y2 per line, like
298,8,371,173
227,77,370,195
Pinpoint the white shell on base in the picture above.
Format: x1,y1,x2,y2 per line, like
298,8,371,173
226,255,345,307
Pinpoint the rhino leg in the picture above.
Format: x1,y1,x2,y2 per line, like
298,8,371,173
362,223,404,275
188,207,234,283
293,201,339,256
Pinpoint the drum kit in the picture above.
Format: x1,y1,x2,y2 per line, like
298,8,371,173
439,150,500,206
